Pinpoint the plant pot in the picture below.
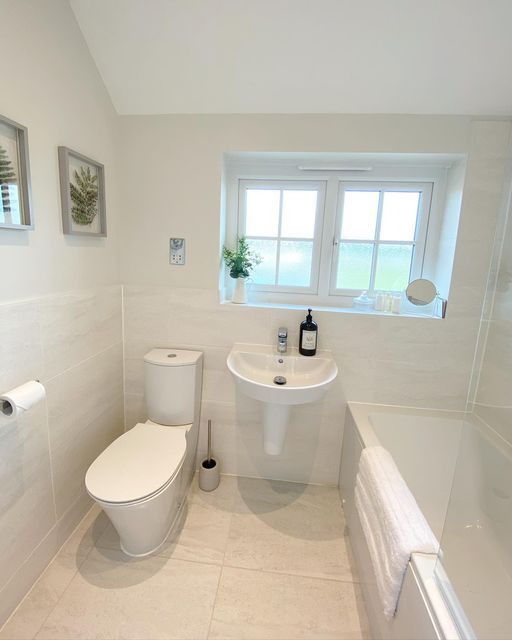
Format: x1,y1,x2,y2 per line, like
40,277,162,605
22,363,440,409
232,277,247,304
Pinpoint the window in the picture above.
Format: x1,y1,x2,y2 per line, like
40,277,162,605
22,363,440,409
239,180,326,293
225,154,460,309
331,182,431,294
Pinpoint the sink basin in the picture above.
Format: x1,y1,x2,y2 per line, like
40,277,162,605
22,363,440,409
227,344,338,405
227,344,338,455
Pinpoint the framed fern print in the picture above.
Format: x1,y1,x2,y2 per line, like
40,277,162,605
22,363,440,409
58,146,106,236
0,114,33,230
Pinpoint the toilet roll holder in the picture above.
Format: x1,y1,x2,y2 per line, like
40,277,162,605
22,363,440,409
0,379,45,418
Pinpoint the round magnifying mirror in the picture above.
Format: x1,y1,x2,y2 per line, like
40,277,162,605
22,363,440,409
406,278,437,306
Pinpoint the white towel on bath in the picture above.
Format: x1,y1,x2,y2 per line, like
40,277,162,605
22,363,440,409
354,446,439,620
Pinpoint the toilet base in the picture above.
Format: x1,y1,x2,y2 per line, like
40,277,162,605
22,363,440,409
119,498,187,557
87,414,200,558
95,458,186,557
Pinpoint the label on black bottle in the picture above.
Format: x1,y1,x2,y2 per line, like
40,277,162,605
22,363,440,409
301,330,317,350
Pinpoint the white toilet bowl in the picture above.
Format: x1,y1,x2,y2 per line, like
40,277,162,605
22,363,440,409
86,422,190,556
85,349,203,557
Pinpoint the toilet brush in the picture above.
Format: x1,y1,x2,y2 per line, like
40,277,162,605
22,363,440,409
199,419,220,491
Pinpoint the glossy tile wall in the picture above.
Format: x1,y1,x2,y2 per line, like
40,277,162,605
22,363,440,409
121,286,475,485
121,119,512,486
123,287,345,485
472,171,512,442
431,145,512,640
0,285,123,626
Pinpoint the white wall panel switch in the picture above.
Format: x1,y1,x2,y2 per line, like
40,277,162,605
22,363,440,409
170,238,185,265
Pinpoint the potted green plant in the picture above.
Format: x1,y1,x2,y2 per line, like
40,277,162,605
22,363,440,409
222,237,262,303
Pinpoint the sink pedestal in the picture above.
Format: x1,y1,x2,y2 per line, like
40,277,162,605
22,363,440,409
262,403,291,455
227,344,338,456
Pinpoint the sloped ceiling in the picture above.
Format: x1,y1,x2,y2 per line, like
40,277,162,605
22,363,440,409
70,0,512,115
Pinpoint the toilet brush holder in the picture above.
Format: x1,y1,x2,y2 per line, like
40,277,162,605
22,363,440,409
199,419,220,492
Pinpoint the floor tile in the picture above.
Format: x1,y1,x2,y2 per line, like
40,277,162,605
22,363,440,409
1,476,368,640
158,499,232,565
96,476,236,565
190,474,238,511
35,550,220,640
97,499,232,566
0,507,109,640
232,476,343,514
225,478,353,581
209,566,367,640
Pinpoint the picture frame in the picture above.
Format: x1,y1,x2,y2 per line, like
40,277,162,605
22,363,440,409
0,114,33,230
58,146,106,237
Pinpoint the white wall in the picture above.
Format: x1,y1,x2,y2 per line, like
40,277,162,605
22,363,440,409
0,0,120,301
118,114,473,289
118,115,511,484
0,1,123,626
435,158,467,298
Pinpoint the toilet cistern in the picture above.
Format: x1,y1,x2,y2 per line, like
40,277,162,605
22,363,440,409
277,327,288,353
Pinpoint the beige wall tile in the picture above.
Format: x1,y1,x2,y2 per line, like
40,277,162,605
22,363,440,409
123,393,147,431
39,286,122,381
0,286,124,624
46,345,124,516
51,399,124,517
0,404,55,593
0,301,44,392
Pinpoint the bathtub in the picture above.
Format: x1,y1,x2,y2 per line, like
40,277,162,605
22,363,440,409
438,413,512,640
340,402,471,640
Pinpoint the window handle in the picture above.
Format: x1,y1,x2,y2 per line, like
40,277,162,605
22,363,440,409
333,238,339,246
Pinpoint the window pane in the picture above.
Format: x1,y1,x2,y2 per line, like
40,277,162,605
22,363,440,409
246,189,280,237
336,242,373,290
247,239,277,285
281,190,317,239
380,192,420,241
278,240,313,287
340,191,379,240
374,244,413,291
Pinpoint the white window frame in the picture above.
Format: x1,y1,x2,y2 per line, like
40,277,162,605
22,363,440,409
224,156,449,308
330,181,433,296
238,179,327,294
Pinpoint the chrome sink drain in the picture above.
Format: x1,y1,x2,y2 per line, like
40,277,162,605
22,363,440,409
273,375,287,385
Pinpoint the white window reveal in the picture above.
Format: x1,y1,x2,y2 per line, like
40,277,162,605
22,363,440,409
224,153,464,310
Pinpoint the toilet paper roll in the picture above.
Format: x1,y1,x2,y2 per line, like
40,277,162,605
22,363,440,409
0,381,46,419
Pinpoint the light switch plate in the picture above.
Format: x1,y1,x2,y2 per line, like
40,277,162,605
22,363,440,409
170,238,185,265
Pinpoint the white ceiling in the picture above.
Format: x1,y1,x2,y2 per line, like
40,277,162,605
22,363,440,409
70,0,512,116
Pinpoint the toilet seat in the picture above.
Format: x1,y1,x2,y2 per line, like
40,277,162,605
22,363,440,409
85,423,188,505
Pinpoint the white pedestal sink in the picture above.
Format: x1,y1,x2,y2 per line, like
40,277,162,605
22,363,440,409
227,344,338,455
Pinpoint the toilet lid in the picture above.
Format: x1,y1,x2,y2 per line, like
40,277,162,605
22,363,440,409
85,423,187,504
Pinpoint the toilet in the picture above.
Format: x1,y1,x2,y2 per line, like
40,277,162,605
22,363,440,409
85,348,203,557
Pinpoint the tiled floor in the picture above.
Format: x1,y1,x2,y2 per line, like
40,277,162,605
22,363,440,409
0,475,369,640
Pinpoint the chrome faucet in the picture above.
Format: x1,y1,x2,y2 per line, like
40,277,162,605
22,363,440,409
277,327,288,353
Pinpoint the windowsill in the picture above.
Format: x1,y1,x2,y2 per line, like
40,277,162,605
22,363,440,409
219,298,442,319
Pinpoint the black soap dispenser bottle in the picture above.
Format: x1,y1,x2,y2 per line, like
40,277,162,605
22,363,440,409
299,308,318,356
